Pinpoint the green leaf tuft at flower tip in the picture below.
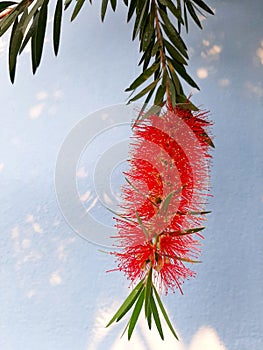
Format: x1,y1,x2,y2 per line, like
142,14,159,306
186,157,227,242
106,269,179,341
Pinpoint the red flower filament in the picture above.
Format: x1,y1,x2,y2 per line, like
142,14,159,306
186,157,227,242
110,105,213,294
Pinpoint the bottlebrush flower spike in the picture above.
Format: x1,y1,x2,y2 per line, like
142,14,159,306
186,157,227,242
107,103,213,340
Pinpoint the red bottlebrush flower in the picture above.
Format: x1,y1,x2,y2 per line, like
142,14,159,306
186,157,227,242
111,104,213,293
112,232,199,294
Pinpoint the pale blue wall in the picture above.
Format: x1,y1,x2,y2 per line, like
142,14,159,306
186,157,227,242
0,1,262,349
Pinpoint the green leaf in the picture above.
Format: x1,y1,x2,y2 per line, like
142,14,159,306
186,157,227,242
151,40,161,57
164,39,187,65
33,0,48,72
0,7,19,36
172,255,201,264
185,0,202,29
128,78,160,103
157,0,183,23
167,60,181,95
0,1,17,12
160,191,175,215
135,89,155,122
154,84,165,105
132,0,149,40
135,211,149,240
8,17,19,83
199,130,215,148
147,303,152,329
71,0,85,21
168,57,199,90
31,11,40,73
141,104,162,120
123,0,128,6
144,267,152,317
101,0,108,21
19,8,39,54
128,288,144,340
175,100,199,111
140,12,154,52
126,61,159,91
19,0,45,53
177,226,205,236
153,285,179,340
168,78,177,106
127,0,136,22
150,293,164,340
106,279,144,327
176,0,182,32
110,0,116,11
178,210,211,215
143,40,156,71
64,0,73,10
8,7,27,82
192,0,214,15
159,8,188,59
53,0,63,55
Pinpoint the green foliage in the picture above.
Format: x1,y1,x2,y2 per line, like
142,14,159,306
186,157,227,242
0,0,214,103
106,270,179,341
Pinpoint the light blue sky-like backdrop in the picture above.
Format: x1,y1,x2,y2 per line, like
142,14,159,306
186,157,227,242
0,1,262,349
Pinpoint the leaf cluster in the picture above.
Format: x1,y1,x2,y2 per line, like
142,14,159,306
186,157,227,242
0,0,213,94
125,0,214,113
106,267,179,340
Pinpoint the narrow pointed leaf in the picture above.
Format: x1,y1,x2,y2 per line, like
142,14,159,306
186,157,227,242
159,8,188,58
167,61,181,95
164,39,187,65
192,0,214,15
0,7,19,35
141,104,162,120
185,0,202,29
150,293,164,340
53,0,63,55
153,285,179,340
101,0,109,21
106,279,144,327
33,0,48,72
71,0,85,21
147,303,152,329
154,84,165,105
132,0,148,40
199,130,215,148
135,211,149,241
64,0,73,10
128,78,160,103
144,267,152,317
19,0,45,54
128,289,144,340
126,62,159,91
110,0,116,11
9,8,27,82
157,0,183,23
127,0,136,22
179,226,205,236
169,58,199,90
31,11,39,73
8,17,19,83
19,9,39,54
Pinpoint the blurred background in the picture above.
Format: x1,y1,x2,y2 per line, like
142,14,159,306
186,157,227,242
0,0,262,349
